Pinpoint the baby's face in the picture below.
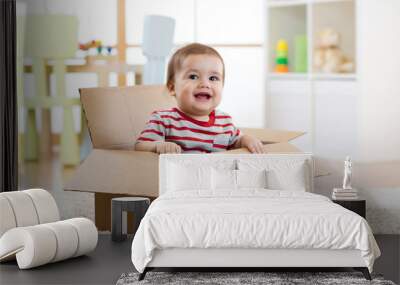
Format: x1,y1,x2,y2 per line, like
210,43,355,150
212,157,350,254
172,54,224,120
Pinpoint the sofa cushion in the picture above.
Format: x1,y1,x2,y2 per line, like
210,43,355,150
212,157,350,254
1,192,39,227
0,196,17,237
0,218,97,269
24,189,60,223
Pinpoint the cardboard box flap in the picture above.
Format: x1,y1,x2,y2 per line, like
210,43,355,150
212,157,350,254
239,128,305,143
224,142,301,154
80,85,176,149
64,149,159,197
65,143,301,196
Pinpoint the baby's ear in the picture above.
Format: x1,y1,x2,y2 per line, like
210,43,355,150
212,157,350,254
167,83,175,96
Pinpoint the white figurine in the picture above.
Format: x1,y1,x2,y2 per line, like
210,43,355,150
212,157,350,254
342,156,352,190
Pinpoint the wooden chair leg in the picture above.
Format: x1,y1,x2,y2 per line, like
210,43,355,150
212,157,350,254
25,109,39,161
60,106,80,166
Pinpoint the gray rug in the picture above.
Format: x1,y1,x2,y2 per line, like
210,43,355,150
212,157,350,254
116,271,396,285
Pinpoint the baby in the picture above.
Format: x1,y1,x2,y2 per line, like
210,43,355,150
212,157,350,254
135,43,264,154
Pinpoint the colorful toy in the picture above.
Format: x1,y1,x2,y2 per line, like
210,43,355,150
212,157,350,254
106,46,112,55
79,40,103,55
274,39,289,73
313,28,354,73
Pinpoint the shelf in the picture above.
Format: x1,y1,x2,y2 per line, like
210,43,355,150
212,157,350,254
268,0,354,7
311,0,354,4
268,73,308,80
312,73,357,80
268,0,308,7
267,72,357,81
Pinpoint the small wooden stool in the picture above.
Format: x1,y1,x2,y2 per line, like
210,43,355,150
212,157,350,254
111,197,150,242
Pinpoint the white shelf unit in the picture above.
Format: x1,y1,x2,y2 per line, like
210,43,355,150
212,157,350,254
266,0,356,76
265,0,358,156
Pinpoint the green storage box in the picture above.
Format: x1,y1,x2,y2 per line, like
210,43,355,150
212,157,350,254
294,35,307,73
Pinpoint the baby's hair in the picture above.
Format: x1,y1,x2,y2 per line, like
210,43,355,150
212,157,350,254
166,43,225,91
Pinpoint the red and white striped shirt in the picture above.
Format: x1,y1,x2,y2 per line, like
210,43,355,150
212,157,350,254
137,108,241,153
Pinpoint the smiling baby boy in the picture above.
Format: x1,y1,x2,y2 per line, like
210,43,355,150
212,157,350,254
135,43,264,154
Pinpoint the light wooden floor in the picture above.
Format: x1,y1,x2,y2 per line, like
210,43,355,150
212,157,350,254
18,151,95,222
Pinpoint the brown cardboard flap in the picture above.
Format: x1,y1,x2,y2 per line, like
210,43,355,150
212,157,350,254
224,142,301,154
64,149,159,197
65,142,301,195
80,85,176,149
239,128,305,143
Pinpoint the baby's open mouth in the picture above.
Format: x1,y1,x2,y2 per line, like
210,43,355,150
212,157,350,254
194,92,211,101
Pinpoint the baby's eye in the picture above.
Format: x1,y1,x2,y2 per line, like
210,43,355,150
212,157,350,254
210,76,220,81
189,74,198,80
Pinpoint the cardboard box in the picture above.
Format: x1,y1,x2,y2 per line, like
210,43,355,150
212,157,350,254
64,85,304,230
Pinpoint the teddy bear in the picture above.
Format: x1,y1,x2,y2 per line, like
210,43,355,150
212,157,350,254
313,28,354,73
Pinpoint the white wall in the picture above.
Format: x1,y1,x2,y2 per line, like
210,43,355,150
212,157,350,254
357,0,400,162
216,47,264,128
355,0,400,234
20,0,117,45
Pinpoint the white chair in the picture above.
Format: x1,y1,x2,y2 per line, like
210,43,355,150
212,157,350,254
0,189,97,269
24,15,81,166
142,15,175,85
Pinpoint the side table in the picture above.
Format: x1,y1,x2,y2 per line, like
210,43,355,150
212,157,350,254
111,197,150,241
332,199,366,218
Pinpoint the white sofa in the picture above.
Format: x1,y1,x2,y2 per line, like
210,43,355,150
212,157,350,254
0,189,98,269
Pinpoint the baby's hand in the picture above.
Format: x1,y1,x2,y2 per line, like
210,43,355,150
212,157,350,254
155,142,182,154
240,135,264,154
